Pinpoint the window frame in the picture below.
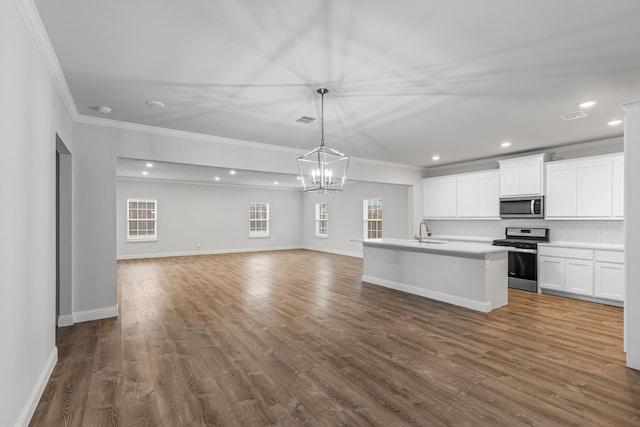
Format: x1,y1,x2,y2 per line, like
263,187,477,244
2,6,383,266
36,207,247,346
126,198,158,241
363,198,383,239
249,202,270,238
315,201,328,238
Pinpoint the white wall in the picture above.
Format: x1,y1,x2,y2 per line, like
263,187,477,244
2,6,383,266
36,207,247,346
302,182,411,257
623,101,640,370
117,179,302,258
0,1,74,425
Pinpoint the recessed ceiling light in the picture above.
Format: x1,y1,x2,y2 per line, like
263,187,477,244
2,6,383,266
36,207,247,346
432,155,440,161
141,170,148,176
501,141,512,148
214,176,220,181
229,170,236,175
145,162,154,168
145,100,166,108
608,120,623,126
296,176,301,180
274,181,279,185
89,105,113,114
579,100,598,109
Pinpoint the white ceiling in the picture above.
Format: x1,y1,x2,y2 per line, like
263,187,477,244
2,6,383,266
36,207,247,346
36,0,640,167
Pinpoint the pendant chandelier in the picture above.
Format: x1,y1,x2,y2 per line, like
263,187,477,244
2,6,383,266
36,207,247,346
297,88,350,192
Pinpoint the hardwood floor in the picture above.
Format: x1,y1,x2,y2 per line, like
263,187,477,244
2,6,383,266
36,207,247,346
31,250,640,426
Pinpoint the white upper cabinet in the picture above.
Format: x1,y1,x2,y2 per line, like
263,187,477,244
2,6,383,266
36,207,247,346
423,170,499,219
545,162,577,217
476,172,500,217
498,154,547,197
612,156,624,218
545,153,623,220
423,177,457,218
577,158,612,217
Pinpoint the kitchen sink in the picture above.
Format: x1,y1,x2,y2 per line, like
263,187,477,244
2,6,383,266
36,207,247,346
415,238,449,244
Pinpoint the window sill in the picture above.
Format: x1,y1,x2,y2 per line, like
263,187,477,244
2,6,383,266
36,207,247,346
315,235,328,239
126,239,158,243
249,235,271,239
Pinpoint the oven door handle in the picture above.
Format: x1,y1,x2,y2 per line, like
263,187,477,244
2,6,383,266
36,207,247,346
531,200,535,215
507,248,538,254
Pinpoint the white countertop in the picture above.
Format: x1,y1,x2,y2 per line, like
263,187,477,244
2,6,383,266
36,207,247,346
359,238,507,255
539,242,624,251
429,234,495,243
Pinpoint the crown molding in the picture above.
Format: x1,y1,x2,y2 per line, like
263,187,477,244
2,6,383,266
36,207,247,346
14,0,78,119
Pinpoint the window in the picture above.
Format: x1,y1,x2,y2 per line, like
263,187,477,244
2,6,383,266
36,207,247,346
249,202,270,237
127,199,157,240
363,198,382,239
315,202,328,237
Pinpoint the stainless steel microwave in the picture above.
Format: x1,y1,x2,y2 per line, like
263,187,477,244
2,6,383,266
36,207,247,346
500,196,544,218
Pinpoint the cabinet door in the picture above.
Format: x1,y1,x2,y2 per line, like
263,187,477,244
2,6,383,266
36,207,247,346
539,256,564,291
594,262,624,301
499,163,520,197
612,156,624,218
476,172,500,217
439,179,458,217
577,159,612,217
546,163,577,217
519,157,543,195
423,179,439,218
565,259,594,296
423,178,457,218
456,176,477,217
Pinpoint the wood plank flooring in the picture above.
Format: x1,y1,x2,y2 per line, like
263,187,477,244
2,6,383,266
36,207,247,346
31,250,640,426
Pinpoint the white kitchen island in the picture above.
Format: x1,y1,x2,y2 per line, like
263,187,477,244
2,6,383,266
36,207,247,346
359,238,508,312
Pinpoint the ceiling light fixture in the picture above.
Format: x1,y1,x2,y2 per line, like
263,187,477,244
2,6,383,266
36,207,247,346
274,181,279,185
579,100,598,109
145,162,154,168
229,170,236,175
297,88,349,193
432,155,440,161
141,170,148,176
501,141,512,148
214,176,220,181
89,105,113,114
145,100,166,108
608,120,623,126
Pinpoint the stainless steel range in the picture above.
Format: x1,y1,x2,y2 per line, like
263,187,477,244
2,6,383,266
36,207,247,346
492,227,549,292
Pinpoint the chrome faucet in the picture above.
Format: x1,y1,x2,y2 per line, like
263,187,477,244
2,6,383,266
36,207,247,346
416,221,431,242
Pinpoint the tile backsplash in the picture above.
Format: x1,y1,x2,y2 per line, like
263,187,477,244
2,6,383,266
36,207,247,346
427,219,624,245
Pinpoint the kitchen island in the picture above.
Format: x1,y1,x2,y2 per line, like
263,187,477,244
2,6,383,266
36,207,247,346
359,238,508,312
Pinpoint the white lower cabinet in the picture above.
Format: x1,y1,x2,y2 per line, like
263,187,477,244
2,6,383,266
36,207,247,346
539,256,565,291
538,246,623,302
564,259,594,296
594,250,625,301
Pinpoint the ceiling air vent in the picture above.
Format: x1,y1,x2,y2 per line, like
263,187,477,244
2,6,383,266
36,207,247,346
559,111,588,121
296,115,316,124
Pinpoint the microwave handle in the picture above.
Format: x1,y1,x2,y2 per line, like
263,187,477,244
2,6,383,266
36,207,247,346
531,200,535,214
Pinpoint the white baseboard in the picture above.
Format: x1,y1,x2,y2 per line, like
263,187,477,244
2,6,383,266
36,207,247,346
57,314,74,327
117,246,302,260
362,275,492,313
73,305,119,323
15,346,58,427
302,246,363,258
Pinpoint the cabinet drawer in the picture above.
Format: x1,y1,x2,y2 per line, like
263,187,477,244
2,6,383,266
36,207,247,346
594,250,623,263
538,246,593,260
